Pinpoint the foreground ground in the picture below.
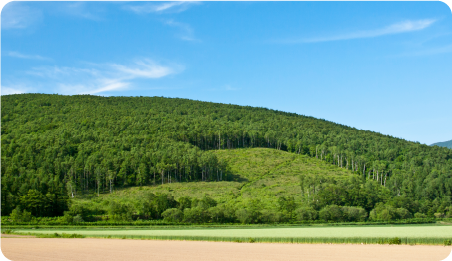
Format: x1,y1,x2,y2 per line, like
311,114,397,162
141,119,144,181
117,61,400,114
1,237,451,261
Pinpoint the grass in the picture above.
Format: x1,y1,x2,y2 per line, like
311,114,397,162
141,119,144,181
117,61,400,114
11,225,452,244
72,148,355,210
4,232,451,246
6,224,452,245
35,233,85,238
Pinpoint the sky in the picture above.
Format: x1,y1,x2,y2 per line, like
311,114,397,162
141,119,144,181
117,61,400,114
1,1,452,145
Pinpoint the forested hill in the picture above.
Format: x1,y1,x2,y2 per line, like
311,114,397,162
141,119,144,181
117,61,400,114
431,140,452,149
2,94,452,217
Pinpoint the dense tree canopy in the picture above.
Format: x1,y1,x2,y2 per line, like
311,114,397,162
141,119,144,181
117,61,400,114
2,94,452,219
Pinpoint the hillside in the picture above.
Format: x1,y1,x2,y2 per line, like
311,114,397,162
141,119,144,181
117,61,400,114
71,148,386,223
81,148,354,208
2,94,452,222
431,140,452,149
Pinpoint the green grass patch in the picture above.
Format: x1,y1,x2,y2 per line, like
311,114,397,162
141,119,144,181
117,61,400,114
2,229,14,234
35,233,85,238
12,225,452,245
70,148,356,211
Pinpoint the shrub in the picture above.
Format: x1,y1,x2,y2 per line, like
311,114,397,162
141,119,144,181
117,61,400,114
434,213,444,219
370,203,412,221
444,240,451,246
235,208,260,224
260,209,286,223
198,195,217,209
295,207,318,221
108,201,133,221
183,207,209,223
370,203,395,221
178,196,192,211
209,204,236,223
162,208,184,222
414,212,427,218
278,196,296,213
73,214,85,223
319,205,342,222
341,206,367,222
10,206,33,223
396,208,412,219
135,200,153,220
68,204,92,220
152,194,179,218
62,212,74,223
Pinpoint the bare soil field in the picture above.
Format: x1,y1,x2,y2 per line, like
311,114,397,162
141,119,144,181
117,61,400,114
1,238,451,261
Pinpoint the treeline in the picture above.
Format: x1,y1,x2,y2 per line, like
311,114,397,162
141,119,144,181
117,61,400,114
2,94,452,217
5,190,451,225
6,170,451,225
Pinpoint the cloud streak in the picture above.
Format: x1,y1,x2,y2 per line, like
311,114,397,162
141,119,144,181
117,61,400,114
1,86,29,95
6,51,52,61
1,2,104,31
25,59,181,95
275,19,437,44
164,20,199,42
125,1,200,14
399,44,452,57
1,2,42,29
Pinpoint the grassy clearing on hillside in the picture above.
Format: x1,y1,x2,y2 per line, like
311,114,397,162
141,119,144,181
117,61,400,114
231,150,352,204
73,148,355,210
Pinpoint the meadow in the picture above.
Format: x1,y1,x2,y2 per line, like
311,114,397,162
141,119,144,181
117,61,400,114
10,224,452,245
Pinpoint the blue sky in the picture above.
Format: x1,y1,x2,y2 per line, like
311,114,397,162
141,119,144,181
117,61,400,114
1,1,451,145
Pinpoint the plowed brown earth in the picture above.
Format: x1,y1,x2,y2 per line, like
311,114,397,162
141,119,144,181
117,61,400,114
1,238,451,261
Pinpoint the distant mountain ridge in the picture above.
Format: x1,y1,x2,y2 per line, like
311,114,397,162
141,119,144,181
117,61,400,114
431,140,452,149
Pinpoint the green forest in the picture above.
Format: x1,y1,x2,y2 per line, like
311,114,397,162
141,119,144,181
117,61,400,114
2,94,452,224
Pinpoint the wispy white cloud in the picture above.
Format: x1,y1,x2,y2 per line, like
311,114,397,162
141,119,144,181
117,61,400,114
111,60,174,78
1,2,42,29
6,51,52,61
1,85,32,95
25,59,182,95
399,44,452,57
1,2,103,31
164,20,199,42
439,0,452,10
40,2,106,21
274,19,437,44
0,0,202,29
125,1,200,14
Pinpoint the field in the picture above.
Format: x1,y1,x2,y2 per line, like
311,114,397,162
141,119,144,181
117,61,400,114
2,238,451,261
11,224,452,245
